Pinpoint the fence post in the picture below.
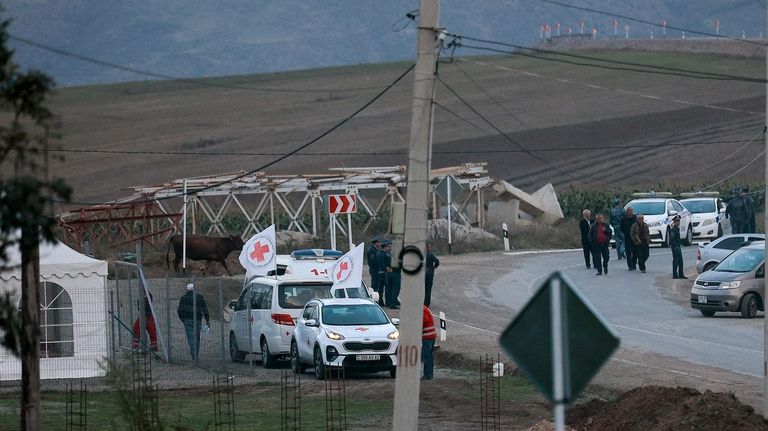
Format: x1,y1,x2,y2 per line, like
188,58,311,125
166,273,172,364
110,290,116,361
192,277,198,366
116,273,122,351
502,222,510,251
127,270,134,349
218,279,225,372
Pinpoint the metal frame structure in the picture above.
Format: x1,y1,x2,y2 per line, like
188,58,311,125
58,163,493,248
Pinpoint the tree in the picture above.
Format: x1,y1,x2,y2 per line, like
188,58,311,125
0,15,71,430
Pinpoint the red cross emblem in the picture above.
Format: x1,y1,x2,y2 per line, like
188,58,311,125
250,241,270,262
355,327,369,332
334,256,353,283
336,261,349,281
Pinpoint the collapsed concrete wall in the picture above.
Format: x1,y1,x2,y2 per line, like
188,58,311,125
492,181,564,227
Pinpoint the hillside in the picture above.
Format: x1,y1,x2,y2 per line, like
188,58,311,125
5,0,764,86
44,48,765,206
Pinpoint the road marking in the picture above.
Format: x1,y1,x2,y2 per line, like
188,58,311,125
611,323,762,354
504,249,581,256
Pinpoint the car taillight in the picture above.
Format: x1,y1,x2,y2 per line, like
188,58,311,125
271,313,295,326
696,249,701,260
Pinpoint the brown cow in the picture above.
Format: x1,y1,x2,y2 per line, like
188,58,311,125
166,235,245,276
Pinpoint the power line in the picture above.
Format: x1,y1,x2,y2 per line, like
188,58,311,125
538,0,768,47
452,61,527,128
702,145,766,190
59,63,416,207
659,129,764,179
8,33,392,94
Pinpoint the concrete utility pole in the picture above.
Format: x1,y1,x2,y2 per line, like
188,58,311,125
392,1,440,430
20,229,40,430
763,3,768,418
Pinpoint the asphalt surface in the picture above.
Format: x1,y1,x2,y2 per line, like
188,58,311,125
478,246,765,378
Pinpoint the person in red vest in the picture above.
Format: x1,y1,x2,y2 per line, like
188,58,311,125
588,213,613,276
422,305,437,380
132,291,158,351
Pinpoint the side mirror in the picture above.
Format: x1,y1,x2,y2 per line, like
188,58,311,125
391,318,400,326
228,300,237,309
304,319,318,327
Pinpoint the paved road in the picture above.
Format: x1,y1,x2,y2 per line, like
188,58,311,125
481,246,764,378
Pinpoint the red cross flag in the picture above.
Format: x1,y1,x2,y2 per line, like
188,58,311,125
239,225,277,276
330,243,364,289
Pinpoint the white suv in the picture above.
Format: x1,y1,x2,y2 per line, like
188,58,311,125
229,276,334,367
291,298,399,380
625,193,693,247
680,193,730,241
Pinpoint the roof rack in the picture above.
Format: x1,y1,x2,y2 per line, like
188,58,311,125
679,191,720,198
290,249,344,260
631,191,673,198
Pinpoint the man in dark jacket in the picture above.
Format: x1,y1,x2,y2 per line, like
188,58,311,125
588,213,612,275
373,241,389,306
609,198,626,260
424,244,440,307
177,283,211,360
579,209,593,269
631,215,651,273
366,238,381,297
726,187,747,234
384,241,401,309
621,207,638,271
670,215,686,279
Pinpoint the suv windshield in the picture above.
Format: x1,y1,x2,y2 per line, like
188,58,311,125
322,304,390,326
715,248,764,273
627,201,665,215
682,200,715,214
279,284,333,309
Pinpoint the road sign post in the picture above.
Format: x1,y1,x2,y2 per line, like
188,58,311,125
327,194,356,251
434,175,463,254
500,272,619,430
502,222,510,251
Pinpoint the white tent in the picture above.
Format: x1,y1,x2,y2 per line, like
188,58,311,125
0,240,108,380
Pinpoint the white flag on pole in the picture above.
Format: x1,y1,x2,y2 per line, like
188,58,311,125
330,243,364,289
239,225,277,276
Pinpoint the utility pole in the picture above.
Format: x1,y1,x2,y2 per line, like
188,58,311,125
763,2,768,418
20,227,41,430
392,1,440,430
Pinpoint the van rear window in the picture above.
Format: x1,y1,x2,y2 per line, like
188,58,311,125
279,284,333,309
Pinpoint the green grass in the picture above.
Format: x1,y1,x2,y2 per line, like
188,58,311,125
0,387,391,431
499,374,537,401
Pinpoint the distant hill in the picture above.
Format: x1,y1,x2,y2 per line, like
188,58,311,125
5,0,763,87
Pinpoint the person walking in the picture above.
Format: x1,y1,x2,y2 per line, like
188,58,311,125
424,244,440,307
588,213,612,275
610,198,626,260
366,238,381,298
670,214,687,279
631,214,651,273
177,283,210,360
621,207,638,271
383,241,400,309
726,187,747,234
373,241,389,307
579,209,593,269
421,304,437,380
131,291,158,351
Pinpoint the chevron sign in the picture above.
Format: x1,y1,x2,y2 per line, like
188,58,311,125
328,194,357,215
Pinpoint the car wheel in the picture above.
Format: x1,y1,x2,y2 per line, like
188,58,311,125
261,338,277,369
291,341,306,374
229,333,246,362
389,367,397,379
662,228,670,248
699,310,716,317
717,225,723,238
740,293,759,319
314,346,326,380
684,225,693,246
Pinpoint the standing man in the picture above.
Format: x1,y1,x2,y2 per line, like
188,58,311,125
726,187,746,234
383,241,400,309
366,238,381,298
631,214,651,273
588,213,612,275
177,283,210,360
670,214,687,279
424,244,440,307
421,304,437,380
621,207,638,271
609,198,626,260
374,240,389,307
579,209,593,269
744,187,756,233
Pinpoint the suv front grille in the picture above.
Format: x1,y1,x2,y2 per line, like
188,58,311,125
343,341,390,352
693,222,700,227
695,280,720,288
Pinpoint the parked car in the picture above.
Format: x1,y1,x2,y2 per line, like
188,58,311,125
680,192,731,241
291,298,399,380
695,234,765,273
625,193,692,247
281,249,379,302
690,242,765,318
229,276,335,367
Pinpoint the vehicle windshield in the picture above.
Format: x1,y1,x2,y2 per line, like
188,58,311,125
714,248,764,273
681,200,716,214
626,201,665,215
322,304,390,326
279,284,333,309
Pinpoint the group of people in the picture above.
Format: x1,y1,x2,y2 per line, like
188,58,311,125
726,187,756,234
367,239,440,308
580,198,685,278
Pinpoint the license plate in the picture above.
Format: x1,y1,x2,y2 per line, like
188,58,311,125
356,354,380,361
698,295,708,304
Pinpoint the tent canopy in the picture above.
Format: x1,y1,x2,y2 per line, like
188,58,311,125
0,240,107,280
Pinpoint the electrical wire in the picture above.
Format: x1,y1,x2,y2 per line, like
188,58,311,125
58,63,416,207
538,0,768,47
8,33,391,94
452,61,527,128
659,129,764,179
700,133,767,190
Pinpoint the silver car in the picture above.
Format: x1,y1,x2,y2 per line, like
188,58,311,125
690,243,765,318
695,234,765,273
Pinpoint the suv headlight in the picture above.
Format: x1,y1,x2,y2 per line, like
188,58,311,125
325,330,345,340
719,281,741,289
387,330,400,340
702,218,715,226
648,221,661,228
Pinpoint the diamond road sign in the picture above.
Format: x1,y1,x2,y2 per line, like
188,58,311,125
434,175,463,203
499,271,619,404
